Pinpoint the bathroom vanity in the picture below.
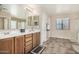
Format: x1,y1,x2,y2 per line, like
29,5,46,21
0,4,40,54
0,31,40,54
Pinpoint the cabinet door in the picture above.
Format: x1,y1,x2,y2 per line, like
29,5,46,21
0,38,14,54
15,36,24,54
36,32,40,46
33,33,37,48
33,32,40,48
24,34,33,53
24,44,32,53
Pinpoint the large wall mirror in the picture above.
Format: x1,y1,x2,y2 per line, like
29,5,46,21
0,17,9,30
0,4,40,30
18,19,26,29
28,15,39,27
10,17,26,30
0,15,40,30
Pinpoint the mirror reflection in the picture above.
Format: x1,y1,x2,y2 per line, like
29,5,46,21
0,4,40,30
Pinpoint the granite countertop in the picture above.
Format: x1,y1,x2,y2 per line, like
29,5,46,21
0,29,40,39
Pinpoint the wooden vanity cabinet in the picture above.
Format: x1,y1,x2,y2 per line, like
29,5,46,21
0,38,14,54
33,32,40,48
15,35,24,54
24,32,40,53
0,32,40,54
24,34,33,53
33,33,37,48
36,32,40,46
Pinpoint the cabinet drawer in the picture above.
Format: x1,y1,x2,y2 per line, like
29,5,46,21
25,37,32,42
33,42,37,48
25,41,32,46
25,34,32,38
25,44,32,53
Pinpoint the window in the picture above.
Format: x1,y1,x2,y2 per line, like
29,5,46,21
56,18,63,30
63,17,70,30
56,17,70,30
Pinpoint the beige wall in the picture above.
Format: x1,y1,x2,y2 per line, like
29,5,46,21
50,14,79,42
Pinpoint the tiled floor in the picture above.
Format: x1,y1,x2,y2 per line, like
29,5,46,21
42,37,79,54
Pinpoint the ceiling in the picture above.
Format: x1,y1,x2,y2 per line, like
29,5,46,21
39,4,79,15
1,4,79,16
